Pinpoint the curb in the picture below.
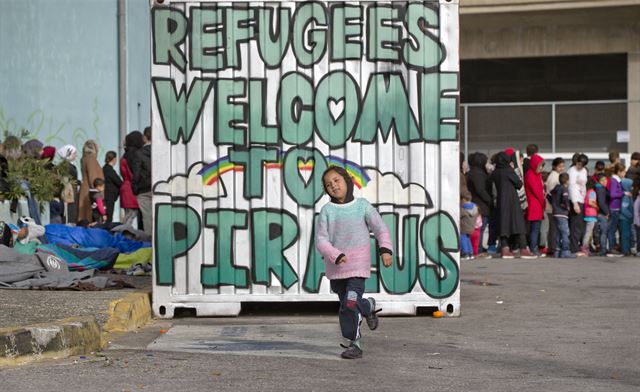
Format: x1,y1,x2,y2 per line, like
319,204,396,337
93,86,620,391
0,291,152,366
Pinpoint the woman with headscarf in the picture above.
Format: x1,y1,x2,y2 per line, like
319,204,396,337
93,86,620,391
78,140,104,223
57,144,79,223
490,152,536,259
120,132,143,226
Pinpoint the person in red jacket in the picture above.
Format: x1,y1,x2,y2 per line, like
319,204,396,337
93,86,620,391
525,154,546,256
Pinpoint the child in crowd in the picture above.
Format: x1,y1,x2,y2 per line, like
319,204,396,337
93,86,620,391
460,191,479,260
315,166,392,359
89,178,107,224
619,178,634,256
539,171,550,255
568,154,588,255
551,173,575,258
582,179,598,255
594,173,610,256
471,214,483,256
546,158,565,255
607,163,626,257
103,150,123,223
525,154,545,256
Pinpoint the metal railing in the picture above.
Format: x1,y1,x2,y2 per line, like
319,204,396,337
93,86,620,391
461,99,628,159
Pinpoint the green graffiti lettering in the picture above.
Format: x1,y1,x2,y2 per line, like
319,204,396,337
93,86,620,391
215,79,246,145
225,8,255,69
152,78,213,145
155,204,201,285
283,147,327,208
248,80,278,145
402,3,443,71
190,8,225,72
251,209,300,289
365,236,380,293
201,209,250,287
229,147,279,199
331,5,363,61
291,2,327,67
153,8,187,71
367,5,400,61
303,214,325,293
353,73,421,144
379,214,418,294
278,72,315,145
418,212,459,298
256,7,291,68
420,72,459,142
314,71,361,148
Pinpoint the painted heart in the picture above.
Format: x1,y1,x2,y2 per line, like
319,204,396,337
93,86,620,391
297,157,315,186
328,98,345,124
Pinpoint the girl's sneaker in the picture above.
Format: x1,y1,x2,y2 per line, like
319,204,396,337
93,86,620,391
365,298,380,330
340,344,363,359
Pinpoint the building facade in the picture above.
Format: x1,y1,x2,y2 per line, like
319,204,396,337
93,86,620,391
460,0,640,156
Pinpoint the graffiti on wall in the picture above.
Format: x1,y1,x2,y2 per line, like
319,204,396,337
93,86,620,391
0,99,103,148
152,1,460,298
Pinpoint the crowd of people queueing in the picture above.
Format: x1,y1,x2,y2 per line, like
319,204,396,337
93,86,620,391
460,144,640,259
0,127,152,235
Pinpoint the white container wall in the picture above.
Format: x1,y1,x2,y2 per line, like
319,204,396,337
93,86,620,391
151,0,460,317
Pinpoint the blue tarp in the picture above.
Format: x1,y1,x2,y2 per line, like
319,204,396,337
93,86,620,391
45,224,151,254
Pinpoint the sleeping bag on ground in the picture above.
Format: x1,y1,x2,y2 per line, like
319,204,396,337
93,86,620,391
14,242,120,271
45,224,150,254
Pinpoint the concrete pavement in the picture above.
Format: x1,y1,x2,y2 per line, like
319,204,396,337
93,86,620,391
2,256,639,391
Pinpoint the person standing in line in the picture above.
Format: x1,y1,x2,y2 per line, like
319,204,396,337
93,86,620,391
633,178,640,257
619,178,634,256
582,178,599,255
78,140,104,223
568,154,589,255
315,166,392,359
607,163,625,257
551,173,576,258
545,158,565,255
103,151,123,223
490,152,536,259
594,173,610,256
466,152,493,255
131,127,152,235
522,144,538,175
121,132,142,227
524,154,546,256
57,145,79,224
460,191,479,260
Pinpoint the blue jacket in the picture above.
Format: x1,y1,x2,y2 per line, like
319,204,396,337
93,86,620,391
620,178,634,221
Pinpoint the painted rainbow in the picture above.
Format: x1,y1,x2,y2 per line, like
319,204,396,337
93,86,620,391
197,152,370,188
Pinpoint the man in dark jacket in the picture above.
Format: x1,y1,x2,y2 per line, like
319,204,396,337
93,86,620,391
131,127,152,235
466,153,493,254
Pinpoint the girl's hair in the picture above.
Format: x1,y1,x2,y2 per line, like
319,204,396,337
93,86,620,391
125,131,144,150
595,160,606,171
551,157,564,169
613,162,626,175
93,178,105,188
559,172,570,185
105,150,117,164
576,154,589,167
586,178,596,190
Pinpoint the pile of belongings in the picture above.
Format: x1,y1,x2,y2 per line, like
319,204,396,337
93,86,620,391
0,218,152,290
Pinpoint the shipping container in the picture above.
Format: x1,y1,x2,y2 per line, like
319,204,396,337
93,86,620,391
151,0,460,317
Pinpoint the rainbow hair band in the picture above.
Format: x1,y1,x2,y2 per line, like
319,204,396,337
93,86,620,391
198,153,370,188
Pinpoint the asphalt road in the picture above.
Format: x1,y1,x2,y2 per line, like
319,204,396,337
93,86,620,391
2,256,639,391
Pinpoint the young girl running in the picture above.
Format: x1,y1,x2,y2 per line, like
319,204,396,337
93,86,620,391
315,166,393,359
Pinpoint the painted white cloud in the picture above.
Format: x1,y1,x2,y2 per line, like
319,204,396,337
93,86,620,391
360,169,432,207
153,163,227,200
